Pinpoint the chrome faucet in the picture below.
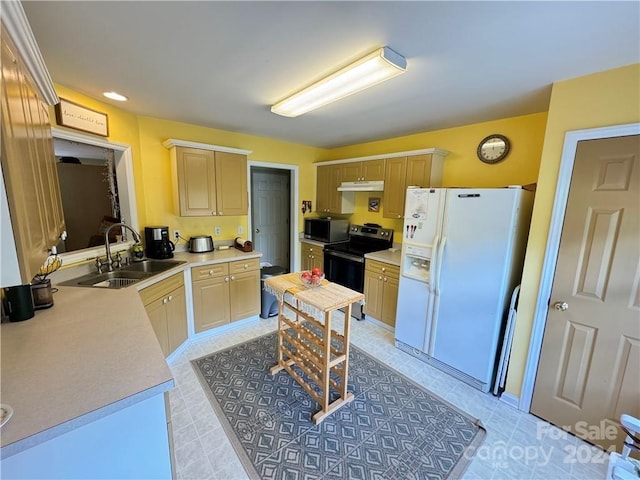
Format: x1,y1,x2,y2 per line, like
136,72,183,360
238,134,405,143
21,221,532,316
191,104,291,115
104,223,141,272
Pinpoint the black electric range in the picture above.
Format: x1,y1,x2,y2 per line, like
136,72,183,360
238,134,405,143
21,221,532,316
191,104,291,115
323,224,394,319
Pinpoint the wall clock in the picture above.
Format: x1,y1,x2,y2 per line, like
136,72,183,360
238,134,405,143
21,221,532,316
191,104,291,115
477,134,510,164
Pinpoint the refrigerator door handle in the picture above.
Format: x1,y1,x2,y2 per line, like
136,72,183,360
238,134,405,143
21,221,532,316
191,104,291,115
429,234,439,292
434,236,447,295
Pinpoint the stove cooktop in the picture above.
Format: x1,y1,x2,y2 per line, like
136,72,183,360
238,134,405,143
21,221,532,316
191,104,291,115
324,224,394,257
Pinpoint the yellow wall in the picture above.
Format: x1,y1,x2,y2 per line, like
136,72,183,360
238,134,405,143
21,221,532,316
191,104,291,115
49,86,325,246
136,116,324,241
505,63,640,398
324,112,548,239
51,85,148,226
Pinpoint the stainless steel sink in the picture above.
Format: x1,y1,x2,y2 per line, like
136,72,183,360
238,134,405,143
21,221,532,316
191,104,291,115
59,260,186,289
121,259,185,274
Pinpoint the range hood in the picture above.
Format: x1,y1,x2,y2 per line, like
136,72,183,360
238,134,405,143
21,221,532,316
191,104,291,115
337,180,384,192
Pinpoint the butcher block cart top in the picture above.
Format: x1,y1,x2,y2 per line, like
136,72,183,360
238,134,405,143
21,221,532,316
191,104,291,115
264,273,365,424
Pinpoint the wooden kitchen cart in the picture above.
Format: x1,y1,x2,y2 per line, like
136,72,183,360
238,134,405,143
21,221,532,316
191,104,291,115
265,273,364,424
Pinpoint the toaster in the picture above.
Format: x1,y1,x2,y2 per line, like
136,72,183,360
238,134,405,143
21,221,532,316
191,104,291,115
189,236,214,253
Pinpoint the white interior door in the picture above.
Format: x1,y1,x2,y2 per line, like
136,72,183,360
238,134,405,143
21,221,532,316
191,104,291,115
250,167,290,269
531,135,640,451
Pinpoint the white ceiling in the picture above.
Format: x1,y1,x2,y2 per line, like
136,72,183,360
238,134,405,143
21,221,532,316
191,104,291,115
23,1,640,149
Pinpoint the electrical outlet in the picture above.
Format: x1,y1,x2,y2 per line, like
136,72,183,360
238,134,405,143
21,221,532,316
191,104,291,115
214,226,221,236
237,225,243,235
174,230,180,240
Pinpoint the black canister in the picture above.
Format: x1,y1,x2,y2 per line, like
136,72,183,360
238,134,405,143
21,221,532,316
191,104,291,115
3,285,35,322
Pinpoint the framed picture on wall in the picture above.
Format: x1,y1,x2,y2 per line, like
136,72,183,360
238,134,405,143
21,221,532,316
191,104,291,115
368,197,380,212
55,98,109,136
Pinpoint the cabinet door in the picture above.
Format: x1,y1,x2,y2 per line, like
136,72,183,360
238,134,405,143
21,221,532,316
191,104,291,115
301,242,312,271
361,159,385,181
340,162,361,182
405,154,432,188
1,33,49,280
145,297,170,357
316,165,331,213
381,275,399,328
193,275,230,332
363,269,383,319
176,147,217,216
229,269,260,321
327,165,344,213
383,157,407,219
312,250,324,271
166,285,188,353
215,151,248,216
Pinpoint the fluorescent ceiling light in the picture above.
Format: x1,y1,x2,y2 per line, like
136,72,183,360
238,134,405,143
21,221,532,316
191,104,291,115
271,46,407,117
103,91,128,101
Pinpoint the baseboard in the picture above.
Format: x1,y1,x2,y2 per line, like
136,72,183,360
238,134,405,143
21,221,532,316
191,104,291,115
499,391,520,410
166,340,190,364
190,315,260,342
364,315,393,332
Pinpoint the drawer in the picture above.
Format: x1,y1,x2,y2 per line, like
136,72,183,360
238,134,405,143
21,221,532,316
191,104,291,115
140,272,184,306
229,258,260,274
365,259,399,278
192,263,229,282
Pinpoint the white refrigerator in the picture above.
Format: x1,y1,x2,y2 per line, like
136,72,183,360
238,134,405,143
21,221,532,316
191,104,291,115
395,187,533,392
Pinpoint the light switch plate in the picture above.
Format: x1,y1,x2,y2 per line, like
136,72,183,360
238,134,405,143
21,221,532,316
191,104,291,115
237,225,243,234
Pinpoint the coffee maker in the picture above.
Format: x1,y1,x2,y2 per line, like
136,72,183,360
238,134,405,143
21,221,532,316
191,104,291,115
145,226,175,259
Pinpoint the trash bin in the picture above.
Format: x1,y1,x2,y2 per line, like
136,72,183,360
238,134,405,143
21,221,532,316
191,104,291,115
260,265,287,318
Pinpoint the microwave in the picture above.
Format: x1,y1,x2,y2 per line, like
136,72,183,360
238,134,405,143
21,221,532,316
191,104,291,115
304,218,349,243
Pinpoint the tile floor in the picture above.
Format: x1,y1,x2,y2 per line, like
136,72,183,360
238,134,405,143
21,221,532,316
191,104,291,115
167,315,610,480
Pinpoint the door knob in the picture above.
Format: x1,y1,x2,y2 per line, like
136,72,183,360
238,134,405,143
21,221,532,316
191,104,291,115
554,301,569,311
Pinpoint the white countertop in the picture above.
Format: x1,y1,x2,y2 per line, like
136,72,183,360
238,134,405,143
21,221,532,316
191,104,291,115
0,248,261,458
364,249,401,266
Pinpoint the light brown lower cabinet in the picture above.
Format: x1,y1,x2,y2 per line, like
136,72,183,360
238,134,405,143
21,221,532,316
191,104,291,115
140,273,188,357
363,259,400,328
192,258,260,333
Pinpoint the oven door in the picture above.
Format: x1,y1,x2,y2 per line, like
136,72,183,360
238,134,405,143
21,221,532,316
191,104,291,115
323,249,365,293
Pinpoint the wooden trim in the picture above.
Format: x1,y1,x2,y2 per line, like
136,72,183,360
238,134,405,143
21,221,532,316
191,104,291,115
519,122,640,413
0,1,58,105
162,138,252,156
316,148,449,166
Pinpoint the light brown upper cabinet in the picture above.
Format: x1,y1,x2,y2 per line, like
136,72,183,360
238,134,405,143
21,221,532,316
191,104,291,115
383,152,447,219
315,164,354,214
1,24,65,284
339,159,385,182
163,139,252,217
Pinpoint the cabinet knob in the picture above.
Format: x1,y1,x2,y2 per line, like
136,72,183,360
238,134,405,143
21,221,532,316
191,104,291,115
230,275,235,281
381,267,386,272
397,215,401,218
209,270,214,276
244,264,248,269
163,298,168,304
383,277,388,282
219,211,222,215
212,211,216,215
378,275,382,280
168,295,173,302
225,277,229,282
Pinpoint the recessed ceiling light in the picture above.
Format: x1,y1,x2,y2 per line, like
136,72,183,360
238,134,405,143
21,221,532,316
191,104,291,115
103,91,128,101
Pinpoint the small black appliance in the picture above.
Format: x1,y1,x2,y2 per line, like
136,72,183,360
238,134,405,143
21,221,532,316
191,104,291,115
145,226,175,259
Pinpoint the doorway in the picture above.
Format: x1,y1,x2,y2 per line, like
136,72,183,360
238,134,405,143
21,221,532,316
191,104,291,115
521,125,640,449
249,164,296,272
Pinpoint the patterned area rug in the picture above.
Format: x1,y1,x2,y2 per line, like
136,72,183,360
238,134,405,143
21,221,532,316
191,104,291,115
192,332,485,480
